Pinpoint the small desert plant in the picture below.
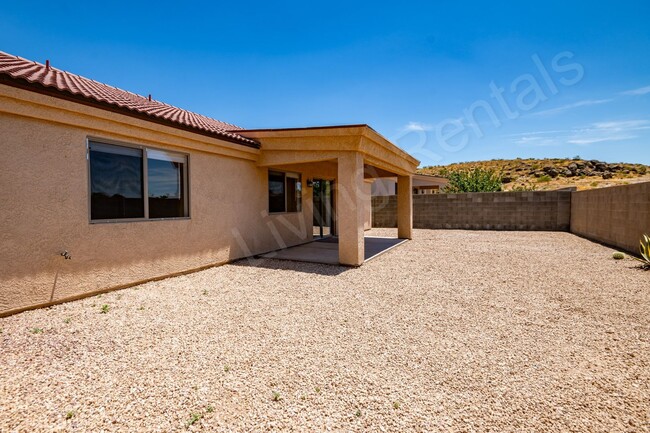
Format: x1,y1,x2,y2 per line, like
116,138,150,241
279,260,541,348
63,318,71,324
272,391,281,402
393,401,400,409
30,327,43,334
536,175,552,183
100,304,110,314
186,413,202,427
315,386,321,393
355,409,362,417
206,405,214,413
202,289,208,296
224,365,231,372
612,252,625,260
511,181,537,191
65,411,75,420
635,234,650,269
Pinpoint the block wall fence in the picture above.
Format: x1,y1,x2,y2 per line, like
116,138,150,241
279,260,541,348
570,182,649,254
372,182,650,254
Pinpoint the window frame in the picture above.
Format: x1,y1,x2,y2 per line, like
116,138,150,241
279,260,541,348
86,137,190,224
268,170,302,214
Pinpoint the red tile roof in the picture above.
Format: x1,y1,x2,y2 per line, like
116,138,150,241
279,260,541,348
0,51,259,148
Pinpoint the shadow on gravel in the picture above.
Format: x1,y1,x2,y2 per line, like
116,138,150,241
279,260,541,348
230,256,350,276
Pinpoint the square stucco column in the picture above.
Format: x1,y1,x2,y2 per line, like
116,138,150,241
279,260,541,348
397,175,413,239
337,153,365,266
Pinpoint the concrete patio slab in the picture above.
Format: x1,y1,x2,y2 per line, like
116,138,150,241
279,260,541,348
259,236,407,265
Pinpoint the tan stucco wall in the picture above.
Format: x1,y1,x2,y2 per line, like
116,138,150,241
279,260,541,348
0,93,318,314
363,180,372,230
570,182,650,254
0,85,419,314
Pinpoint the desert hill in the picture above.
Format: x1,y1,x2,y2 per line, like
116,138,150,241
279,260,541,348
418,158,650,191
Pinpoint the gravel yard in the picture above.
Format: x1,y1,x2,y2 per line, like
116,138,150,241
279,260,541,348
1,229,649,432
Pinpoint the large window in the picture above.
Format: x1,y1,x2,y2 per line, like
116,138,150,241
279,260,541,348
89,141,189,221
268,170,301,213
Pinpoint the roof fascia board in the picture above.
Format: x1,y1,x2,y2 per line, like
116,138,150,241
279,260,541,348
0,85,260,162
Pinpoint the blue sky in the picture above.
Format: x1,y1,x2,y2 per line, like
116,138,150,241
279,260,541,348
1,1,649,166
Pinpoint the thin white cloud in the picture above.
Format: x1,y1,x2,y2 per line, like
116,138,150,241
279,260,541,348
590,120,650,131
512,119,650,147
567,119,650,145
621,85,650,96
531,99,614,117
566,135,634,145
514,135,561,146
402,121,433,132
504,129,569,138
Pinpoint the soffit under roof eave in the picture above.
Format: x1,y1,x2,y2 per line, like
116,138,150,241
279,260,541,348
245,126,419,175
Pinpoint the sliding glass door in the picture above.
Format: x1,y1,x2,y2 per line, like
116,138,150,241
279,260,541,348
313,179,334,238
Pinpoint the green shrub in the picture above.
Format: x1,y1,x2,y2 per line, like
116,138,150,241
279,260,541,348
612,252,625,260
444,168,502,193
100,304,110,314
536,175,552,183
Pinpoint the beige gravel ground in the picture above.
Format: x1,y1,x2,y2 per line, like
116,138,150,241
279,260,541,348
1,229,649,432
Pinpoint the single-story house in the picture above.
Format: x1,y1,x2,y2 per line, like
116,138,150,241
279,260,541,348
372,173,448,196
0,51,419,316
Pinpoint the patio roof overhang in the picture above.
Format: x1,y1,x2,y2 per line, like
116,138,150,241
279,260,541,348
238,124,419,177
238,124,419,267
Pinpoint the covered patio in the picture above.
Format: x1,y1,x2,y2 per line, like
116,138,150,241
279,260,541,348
259,235,407,265
240,125,420,266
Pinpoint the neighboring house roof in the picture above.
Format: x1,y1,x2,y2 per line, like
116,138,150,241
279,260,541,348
0,51,259,148
413,173,448,183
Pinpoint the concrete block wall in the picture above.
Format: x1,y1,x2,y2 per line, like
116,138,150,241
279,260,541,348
372,182,650,254
371,195,398,228
570,182,650,254
372,191,572,231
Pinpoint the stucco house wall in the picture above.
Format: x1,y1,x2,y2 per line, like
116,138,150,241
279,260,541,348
0,86,323,314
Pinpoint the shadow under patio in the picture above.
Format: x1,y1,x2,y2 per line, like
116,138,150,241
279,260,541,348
258,235,407,265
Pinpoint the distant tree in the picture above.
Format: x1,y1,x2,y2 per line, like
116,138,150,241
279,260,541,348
444,167,502,193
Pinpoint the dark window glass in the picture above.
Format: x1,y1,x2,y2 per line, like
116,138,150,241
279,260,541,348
269,171,286,213
89,142,144,220
286,176,301,212
148,150,187,218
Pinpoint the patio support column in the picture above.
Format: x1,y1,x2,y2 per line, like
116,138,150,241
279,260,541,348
397,175,413,239
337,153,365,266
